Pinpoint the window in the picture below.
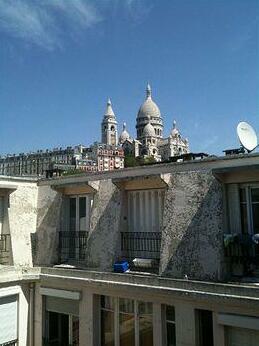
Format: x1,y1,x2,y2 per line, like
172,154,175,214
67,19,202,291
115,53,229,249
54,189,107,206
45,311,79,346
0,295,18,346
119,298,135,345
138,301,153,345
225,326,259,346
101,296,153,346
165,305,176,346
68,195,92,233
196,310,214,346
240,186,259,235
60,195,93,262
127,189,164,233
121,189,164,261
101,296,115,346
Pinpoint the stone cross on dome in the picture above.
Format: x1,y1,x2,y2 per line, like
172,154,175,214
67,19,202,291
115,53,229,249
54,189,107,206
146,83,152,98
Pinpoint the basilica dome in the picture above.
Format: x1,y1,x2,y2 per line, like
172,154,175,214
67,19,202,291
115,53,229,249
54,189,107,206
137,84,161,119
143,122,156,137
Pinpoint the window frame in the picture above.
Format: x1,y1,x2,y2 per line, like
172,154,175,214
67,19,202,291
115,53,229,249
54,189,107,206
67,194,93,233
44,310,79,346
162,304,176,346
239,184,259,235
100,296,154,346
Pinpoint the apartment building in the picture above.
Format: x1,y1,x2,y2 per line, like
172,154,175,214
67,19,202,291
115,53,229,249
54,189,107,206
0,153,259,345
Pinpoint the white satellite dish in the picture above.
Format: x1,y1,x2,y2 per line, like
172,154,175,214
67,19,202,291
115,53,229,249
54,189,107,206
237,121,258,152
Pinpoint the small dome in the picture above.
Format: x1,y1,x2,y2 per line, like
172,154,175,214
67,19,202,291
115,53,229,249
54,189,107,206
119,123,130,144
171,120,179,137
143,123,155,137
137,84,161,119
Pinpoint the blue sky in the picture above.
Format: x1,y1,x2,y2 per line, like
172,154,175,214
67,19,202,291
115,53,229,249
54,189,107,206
0,0,258,155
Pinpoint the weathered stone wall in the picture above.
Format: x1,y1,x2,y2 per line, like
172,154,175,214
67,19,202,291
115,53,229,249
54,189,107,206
1,164,225,281
160,171,224,281
2,180,38,266
34,185,62,266
86,179,122,270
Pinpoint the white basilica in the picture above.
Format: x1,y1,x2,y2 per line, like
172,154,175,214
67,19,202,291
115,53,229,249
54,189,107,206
118,84,189,161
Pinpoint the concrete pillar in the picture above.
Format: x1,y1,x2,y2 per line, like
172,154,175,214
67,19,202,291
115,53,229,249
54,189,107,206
79,290,99,346
29,283,35,346
175,303,196,346
213,312,225,346
19,285,29,346
153,303,162,346
34,283,43,346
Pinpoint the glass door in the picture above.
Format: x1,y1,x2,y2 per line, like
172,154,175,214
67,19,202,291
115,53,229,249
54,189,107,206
67,195,92,261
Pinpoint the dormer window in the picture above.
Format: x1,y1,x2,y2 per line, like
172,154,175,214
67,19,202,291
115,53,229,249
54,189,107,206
123,190,165,268
113,175,167,269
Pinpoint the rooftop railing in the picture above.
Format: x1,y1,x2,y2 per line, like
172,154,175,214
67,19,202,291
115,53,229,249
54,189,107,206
224,233,259,276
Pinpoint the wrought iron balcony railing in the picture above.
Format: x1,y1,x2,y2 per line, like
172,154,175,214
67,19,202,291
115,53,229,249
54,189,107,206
0,339,18,346
121,231,161,260
224,233,259,275
0,234,10,265
59,231,88,262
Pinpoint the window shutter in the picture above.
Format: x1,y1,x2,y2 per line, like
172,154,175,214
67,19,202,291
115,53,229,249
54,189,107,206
46,296,79,316
0,295,18,344
225,326,259,346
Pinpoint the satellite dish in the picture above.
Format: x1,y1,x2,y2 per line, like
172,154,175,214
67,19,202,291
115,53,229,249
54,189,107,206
237,121,258,152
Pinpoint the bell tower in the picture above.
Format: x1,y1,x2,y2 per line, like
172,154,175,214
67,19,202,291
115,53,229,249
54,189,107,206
101,98,118,145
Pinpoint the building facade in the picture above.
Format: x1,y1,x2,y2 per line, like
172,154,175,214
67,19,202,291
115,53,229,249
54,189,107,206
0,99,124,177
0,145,97,177
88,142,124,171
0,153,259,345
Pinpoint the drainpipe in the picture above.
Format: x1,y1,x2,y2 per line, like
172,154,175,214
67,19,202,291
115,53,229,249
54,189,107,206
29,283,35,346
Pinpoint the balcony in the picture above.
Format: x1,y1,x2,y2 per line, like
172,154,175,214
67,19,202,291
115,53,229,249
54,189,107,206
59,231,88,263
224,233,259,277
0,340,18,346
121,231,161,262
0,234,10,265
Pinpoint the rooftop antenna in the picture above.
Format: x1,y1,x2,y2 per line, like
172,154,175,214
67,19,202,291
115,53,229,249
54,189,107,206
237,121,258,153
